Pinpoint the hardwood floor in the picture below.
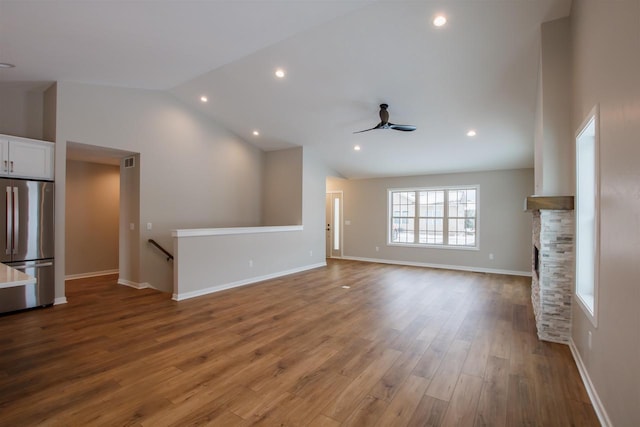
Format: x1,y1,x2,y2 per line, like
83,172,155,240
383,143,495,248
0,260,599,426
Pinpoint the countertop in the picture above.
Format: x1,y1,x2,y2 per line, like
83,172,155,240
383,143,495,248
0,263,36,289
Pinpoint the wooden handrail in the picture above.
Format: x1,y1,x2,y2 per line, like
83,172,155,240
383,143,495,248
148,239,173,261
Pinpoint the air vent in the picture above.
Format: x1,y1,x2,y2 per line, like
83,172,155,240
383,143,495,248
124,157,135,168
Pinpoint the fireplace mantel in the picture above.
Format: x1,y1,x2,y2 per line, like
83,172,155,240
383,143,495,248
526,196,574,211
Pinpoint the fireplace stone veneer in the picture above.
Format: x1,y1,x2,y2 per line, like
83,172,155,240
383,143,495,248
528,197,574,344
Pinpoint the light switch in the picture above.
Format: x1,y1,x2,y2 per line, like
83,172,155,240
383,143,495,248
147,222,152,230
129,223,135,230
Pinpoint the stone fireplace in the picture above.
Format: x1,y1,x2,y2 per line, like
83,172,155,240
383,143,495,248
527,196,574,344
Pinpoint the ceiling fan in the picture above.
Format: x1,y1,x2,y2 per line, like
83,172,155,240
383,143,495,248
354,103,417,133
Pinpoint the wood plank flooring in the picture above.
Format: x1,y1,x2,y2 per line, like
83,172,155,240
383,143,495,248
0,260,599,426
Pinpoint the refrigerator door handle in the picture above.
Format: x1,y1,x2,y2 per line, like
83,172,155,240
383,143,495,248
5,187,11,255
11,262,53,269
12,186,18,255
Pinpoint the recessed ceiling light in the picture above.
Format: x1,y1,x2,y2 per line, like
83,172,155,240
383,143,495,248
275,68,285,78
466,130,477,137
354,145,361,151
0,63,15,69
433,15,447,27
253,130,260,136
200,96,208,103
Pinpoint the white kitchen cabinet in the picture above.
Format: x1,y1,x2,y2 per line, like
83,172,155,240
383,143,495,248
0,135,55,181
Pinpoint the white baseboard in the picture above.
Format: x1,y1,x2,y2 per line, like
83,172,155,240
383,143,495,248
172,262,327,301
118,279,151,290
340,256,531,277
54,297,67,305
65,269,119,280
569,338,612,427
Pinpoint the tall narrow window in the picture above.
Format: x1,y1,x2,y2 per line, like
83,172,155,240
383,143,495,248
391,191,416,243
333,197,340,251
447,188,476,246
418,190,444,244
575,108,599,325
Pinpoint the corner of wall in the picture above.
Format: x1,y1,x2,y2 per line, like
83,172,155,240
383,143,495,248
43,83,58,143
538,17,573,196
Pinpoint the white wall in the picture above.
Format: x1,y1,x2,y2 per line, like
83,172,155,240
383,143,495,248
119,154,141,285
534,18,573,196
262,147,302,226
54,81,266,295
43,83,57,143
327,168,533,274
570,1,640,425
0,83,45,139
173,146,329,299
534,59,544,195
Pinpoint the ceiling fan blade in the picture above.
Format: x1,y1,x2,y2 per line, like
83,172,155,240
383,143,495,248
389,123,417,132
353,122,384,134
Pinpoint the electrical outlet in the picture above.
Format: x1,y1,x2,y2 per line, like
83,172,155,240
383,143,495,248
489,253,494,260
129,223,135,231
147,222,152,230
309,250,313,257
249,260,253,268
375,246,379,252
588,331,592,349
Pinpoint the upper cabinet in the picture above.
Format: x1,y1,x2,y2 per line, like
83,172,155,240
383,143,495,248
0,134,54,181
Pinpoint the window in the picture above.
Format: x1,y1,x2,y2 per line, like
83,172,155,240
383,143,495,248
389,186,478,248
333,196,340,251
575,107,599,325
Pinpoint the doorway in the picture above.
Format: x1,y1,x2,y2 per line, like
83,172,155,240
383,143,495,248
326,191,343,258
65,142,139,287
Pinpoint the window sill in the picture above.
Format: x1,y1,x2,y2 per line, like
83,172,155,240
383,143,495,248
387,243,479,251
575,292,598,327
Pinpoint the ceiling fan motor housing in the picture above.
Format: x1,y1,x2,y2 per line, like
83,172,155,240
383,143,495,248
353,103,416,133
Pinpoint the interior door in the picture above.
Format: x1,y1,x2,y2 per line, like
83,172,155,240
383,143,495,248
326,192,343,258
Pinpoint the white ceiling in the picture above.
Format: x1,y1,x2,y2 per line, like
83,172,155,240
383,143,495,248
0,0,571,179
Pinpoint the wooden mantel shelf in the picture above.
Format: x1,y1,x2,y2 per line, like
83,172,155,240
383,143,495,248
526,196,574,211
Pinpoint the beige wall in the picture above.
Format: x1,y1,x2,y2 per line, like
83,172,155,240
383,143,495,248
262,147,302,226
327,168,533,274
570,1,640,425
0,83,45,139
65,160,120,276
54,82,265,294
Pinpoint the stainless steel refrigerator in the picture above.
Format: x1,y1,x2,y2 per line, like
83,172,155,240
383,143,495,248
0,178,54,314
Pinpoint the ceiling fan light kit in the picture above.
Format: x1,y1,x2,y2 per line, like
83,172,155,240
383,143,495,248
354,103,416,133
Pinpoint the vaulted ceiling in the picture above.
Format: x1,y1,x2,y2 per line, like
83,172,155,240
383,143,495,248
0,0,571,178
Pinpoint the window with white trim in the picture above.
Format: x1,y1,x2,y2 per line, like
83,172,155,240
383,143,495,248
389,186,478,248
575,108,599,325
